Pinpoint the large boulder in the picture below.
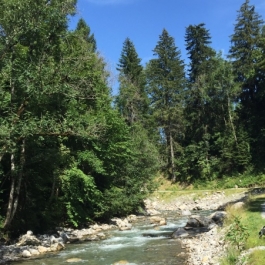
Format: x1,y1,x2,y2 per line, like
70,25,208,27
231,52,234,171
171,227,189,238
210,211,227,225
185,215,214,228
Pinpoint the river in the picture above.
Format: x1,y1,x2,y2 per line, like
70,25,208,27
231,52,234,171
13,212,193,265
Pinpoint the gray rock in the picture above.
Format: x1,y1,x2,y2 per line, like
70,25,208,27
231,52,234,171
57,231,70,243
186,216,214,228
210,211,227,225
17,232,41,246
172,227,189,238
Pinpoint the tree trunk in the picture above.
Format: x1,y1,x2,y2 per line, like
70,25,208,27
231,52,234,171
3,153,16,229
169,130,176,183
227,94,238,145
3,139,25,229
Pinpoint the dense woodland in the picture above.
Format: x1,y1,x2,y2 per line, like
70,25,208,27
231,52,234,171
0,0,265,235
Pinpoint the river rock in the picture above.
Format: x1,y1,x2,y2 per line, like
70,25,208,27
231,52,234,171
185,215,214,228
37,246,49,254
50,242,65,251
21,250,31,258
29,248,39,255
57,231,70,243
97,232,106,239
17,231,41,246
146,209,161,216
111,218,132,231
181,209,192,216
127,214,137,222
210,211,227,225
171,227,189,238
149,216,167,226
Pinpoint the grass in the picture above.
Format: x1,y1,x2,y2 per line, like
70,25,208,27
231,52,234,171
151,175,247,202
221,194,265,265
248,249,265,264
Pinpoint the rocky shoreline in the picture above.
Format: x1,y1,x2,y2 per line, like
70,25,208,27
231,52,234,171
145,190,248,265
0,190,248,265
0,214,140,264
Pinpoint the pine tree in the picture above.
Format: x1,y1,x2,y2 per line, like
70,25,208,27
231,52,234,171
229,0,263,99
75,18,97,52
184,23,215,150
229,0,264,169
116,38,148,125
185,23,215,82
117,38,143,84
146,29,186,182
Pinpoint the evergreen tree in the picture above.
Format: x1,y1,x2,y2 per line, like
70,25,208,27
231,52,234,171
184,23,216,176
146,29,186,182
75,18,97,52
181,54,251,180
116,38,148,125
229,0,263,101
229,0,264,169
185,23,215,82
117,38,143,84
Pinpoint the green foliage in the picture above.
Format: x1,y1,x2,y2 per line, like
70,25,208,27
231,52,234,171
60,167,102,227
146,28,186,181
185,23,215,82
226,216,249,250
248,249,265,265
75,18,97,52
116,38,148,126
220,246,241,265
1,0,265,236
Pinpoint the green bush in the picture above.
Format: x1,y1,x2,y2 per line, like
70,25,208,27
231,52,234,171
225,216,249,250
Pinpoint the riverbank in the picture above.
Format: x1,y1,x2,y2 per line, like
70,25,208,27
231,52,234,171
0,189,250,265
146,189,249,265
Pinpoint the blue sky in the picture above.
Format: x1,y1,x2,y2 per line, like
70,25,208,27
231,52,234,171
69,0,265,92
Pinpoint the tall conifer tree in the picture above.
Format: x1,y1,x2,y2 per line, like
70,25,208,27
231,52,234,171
146,29,186,182
116,38,147,125
75,18,97,52
229,0,264,168
185,23,215,82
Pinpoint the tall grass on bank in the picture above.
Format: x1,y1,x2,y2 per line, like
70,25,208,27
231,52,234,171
221,194,265,265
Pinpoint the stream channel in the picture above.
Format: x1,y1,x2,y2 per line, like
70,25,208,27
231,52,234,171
13,210,210,265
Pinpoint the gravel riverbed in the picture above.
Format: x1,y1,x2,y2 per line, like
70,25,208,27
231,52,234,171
145,190,248,265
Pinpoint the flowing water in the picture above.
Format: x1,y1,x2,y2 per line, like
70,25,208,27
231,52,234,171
13,212,192,265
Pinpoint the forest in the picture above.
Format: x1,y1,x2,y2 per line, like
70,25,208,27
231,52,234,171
0,0,265,235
